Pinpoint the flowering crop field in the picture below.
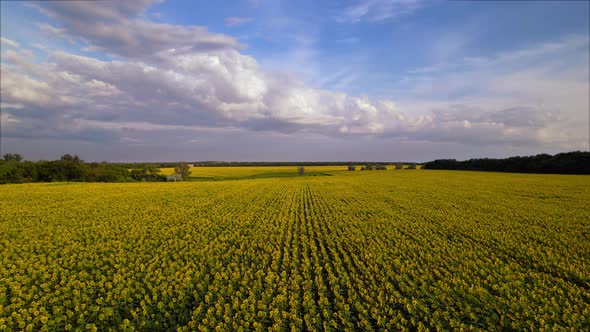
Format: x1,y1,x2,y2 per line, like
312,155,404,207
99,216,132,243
159,165,420,179
1,170,589,331
158,166,354,179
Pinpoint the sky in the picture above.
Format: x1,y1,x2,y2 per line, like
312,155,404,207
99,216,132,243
1,0,589,162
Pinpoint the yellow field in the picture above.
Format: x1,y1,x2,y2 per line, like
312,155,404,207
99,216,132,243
159,165,418,178
159,165,354,178
1,170,588,330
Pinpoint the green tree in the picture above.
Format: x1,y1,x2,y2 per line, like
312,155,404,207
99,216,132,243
0,160,23,183
3,153,23,162
144,164,163,181
174,162,191,179
130,164,165,182
61,154,81,163
130,168,147,181
58,154,86,180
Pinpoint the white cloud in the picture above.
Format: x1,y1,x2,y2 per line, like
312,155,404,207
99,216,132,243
0,37,20,48
29,1,242,59
5,43,583,150
0,64,71,109
225,17,253,27
336,0,428,23
1,0,588,155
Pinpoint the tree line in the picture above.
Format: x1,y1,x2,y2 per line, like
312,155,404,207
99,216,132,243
422,151,590,174
0,154,191,184
2,150,586,183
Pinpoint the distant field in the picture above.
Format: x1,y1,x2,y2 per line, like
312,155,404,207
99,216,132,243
159,165,353,180
1,170,589,330
159,165,419,180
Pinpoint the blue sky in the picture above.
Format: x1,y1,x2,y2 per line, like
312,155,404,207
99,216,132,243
1,0,589,161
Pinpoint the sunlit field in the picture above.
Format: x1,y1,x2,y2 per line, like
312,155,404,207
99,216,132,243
1,170,589,330
159,165,421,179
159,165,357,179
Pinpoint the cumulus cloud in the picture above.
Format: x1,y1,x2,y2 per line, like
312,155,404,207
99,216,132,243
3,46,580,149
29,1,242,59
1,0,588,156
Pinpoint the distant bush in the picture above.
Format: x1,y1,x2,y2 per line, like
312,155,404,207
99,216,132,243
362,164,387,170
348,165,356,171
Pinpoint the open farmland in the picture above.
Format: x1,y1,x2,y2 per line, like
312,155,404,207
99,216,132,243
1,170,589,330
158,165,422,180
158,166,357,180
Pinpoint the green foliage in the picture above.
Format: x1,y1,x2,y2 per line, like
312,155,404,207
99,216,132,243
0,155,134,184
0,160,34,183
3,153,23,162
86,163,134,182
174,162,191,179
130,164,166,182
423,151,590,174
1,171,588,330
60,154,81,163
362,164,387,170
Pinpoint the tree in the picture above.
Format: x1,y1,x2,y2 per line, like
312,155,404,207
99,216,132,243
19,161,38,181
130,164,164,181
3,153,22,162
130,168,146,181
174,162,191,179
56,154,86,180
406,164,417,169
395,163,404,170
87,163,131,182
61,154,81,163
0,160,24,183
144,164,164,181
348,165,356,171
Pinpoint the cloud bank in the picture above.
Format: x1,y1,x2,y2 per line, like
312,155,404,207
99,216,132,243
1,0,588,160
